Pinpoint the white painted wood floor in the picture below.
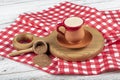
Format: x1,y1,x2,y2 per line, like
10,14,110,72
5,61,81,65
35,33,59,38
0,0,120,80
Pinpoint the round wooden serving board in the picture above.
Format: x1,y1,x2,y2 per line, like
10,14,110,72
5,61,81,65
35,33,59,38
39,25,104,61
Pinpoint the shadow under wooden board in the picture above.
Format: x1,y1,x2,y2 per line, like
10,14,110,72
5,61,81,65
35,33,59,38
39,25,104,61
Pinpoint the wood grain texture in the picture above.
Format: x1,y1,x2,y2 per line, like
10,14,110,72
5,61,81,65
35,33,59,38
11,26,103,61
50,26,104,61
0,0,120,80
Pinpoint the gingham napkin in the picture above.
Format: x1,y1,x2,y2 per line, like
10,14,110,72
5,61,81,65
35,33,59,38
101,10,120,46
101,10,120,26
0,2,120,75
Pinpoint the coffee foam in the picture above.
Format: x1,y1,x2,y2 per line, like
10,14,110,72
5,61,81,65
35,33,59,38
64,17,83,27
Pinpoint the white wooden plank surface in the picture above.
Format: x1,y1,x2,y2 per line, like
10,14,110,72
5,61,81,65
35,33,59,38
0,0,120,80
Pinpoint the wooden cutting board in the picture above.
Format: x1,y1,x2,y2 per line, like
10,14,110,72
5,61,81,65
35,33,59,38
39,25,104,61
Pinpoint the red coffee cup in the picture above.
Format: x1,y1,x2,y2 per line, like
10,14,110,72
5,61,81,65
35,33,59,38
57,16,85,43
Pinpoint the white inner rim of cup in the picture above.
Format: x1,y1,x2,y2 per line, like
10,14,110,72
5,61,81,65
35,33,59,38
64,17,83,27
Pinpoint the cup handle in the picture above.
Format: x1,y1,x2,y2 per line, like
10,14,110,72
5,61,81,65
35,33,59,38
57,23,65,35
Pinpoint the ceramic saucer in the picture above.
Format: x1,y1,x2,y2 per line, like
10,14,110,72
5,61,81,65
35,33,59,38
57,30,93,48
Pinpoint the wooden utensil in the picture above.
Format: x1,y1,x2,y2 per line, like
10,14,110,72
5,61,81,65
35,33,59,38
9,33,52,67
12,33,38,50
9,25,104,61
38,25,104,61
9,40,48,56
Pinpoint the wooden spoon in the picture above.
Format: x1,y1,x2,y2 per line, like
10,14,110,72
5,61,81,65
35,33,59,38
9,40,48,56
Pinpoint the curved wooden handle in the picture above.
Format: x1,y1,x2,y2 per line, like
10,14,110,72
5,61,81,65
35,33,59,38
9,48,33,56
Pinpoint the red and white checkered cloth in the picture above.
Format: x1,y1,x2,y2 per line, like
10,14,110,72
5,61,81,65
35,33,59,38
0,2,120,75
101,10,120,26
